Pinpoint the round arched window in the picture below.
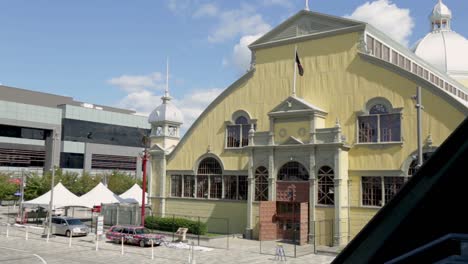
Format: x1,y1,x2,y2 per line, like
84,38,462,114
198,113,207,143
197,157,222,175
278,162,309,181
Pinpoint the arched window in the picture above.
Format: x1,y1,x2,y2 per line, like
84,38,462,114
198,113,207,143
255,166,269,201
278,162,309,181
358,98,401,143
197,158,222,199
317,166,334,205
227,115,251,148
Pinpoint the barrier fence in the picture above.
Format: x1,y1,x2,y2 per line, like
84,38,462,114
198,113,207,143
258,217,373,258
0,222,201,263
147,212,231,250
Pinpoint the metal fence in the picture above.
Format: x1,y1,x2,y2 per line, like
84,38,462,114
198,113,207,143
258,217,352,258
147,212,231,249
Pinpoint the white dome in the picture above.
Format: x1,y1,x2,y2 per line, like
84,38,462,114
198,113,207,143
148,99,183,124
414,31,468,75
413,0,468,82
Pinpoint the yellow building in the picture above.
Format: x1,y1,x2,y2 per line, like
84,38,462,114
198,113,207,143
148,1,468,247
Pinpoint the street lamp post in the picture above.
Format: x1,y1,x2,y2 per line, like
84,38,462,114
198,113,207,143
141,135,149,227
42,131,57,238
414,87,424,169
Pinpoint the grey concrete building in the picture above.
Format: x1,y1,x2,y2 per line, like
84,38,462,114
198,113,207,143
0,85,150,178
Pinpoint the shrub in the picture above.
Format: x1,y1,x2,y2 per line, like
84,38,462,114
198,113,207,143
145,216,207,235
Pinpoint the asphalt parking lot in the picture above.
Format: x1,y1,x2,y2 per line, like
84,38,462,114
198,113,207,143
0,206,335,264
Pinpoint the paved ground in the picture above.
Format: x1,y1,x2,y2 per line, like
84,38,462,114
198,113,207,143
0,206,336,264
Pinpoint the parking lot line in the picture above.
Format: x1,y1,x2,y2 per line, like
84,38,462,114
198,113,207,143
0,246,47,264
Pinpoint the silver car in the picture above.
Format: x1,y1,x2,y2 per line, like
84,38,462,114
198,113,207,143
51,216,89,237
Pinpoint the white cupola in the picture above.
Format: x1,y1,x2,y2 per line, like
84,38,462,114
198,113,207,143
413,0,468,87
430,0,452,32
148,60,183,150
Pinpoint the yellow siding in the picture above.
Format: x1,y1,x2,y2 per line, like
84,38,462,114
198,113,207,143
167,31,465,173
156,29,467,244
315,207,335,246
349,175,362,207
165,199,247,234
349,207,379,239
252,202,260,239
457,79,468,88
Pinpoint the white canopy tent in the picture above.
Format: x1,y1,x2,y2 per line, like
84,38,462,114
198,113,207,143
119,184,148,205
23,182,89,209
79,182,123,208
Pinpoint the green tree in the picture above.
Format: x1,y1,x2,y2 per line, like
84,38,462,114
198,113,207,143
75,172,102,196
106,171,137,195
0,173,18,200
23,172,45,200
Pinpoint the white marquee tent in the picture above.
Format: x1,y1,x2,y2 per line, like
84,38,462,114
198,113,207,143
23,182,89,209
119,184,148,205
79,182,123,208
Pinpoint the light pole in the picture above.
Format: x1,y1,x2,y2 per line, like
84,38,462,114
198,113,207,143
141,134,150,227
19,169,25,223
43,131,57,238
413,87,424,169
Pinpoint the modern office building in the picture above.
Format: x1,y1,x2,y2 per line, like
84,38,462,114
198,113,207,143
148,0,468,248
0,85,150,177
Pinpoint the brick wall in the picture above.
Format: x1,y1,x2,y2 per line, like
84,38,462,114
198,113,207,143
299,202,309,245
259,201,277,240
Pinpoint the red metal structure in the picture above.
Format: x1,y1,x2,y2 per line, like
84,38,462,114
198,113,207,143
141,148,148,227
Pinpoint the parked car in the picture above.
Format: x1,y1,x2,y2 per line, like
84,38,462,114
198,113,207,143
105,225,165,247
51,216,89,237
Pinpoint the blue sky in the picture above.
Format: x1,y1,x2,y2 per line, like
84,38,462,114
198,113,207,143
0,0,467,129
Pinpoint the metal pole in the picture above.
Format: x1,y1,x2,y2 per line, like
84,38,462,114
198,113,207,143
69,230,73,247
25,226,28,240
95,234,99,251
141,147,147,227
227,218,230,250
292,45,298,96
416,86,424,168
121,236,124,255
46,165,55,238
151,239,154,260
19,169,25,223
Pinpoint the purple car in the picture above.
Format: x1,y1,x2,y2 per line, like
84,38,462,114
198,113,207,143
106,225,165,247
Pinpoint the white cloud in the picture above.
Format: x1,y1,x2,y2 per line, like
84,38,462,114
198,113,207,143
207,5,271,43
115,85,223,133
107,72,164,93
117,90,160,116
193,3,219,18
261,0,293,8
167,0,192,13
173,88,223,130
229,33,264,73
346,0,414,46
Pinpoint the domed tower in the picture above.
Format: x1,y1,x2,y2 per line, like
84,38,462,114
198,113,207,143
148,61,183,151
413,0,468,87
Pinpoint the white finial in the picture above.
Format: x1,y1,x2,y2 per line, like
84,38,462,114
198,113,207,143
162,58,172,103
305,0,310,11
165,58,169,98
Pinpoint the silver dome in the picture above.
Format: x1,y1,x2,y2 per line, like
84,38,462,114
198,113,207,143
148,97,183,124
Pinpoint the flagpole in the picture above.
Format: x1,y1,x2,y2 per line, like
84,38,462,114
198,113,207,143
293,45,297,97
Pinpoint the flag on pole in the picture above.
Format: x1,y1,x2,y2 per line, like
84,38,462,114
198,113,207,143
295,51,304,76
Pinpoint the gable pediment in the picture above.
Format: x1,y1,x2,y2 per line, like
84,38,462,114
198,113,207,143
269,96,327,117
282,136,304,145
250,10,363,49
